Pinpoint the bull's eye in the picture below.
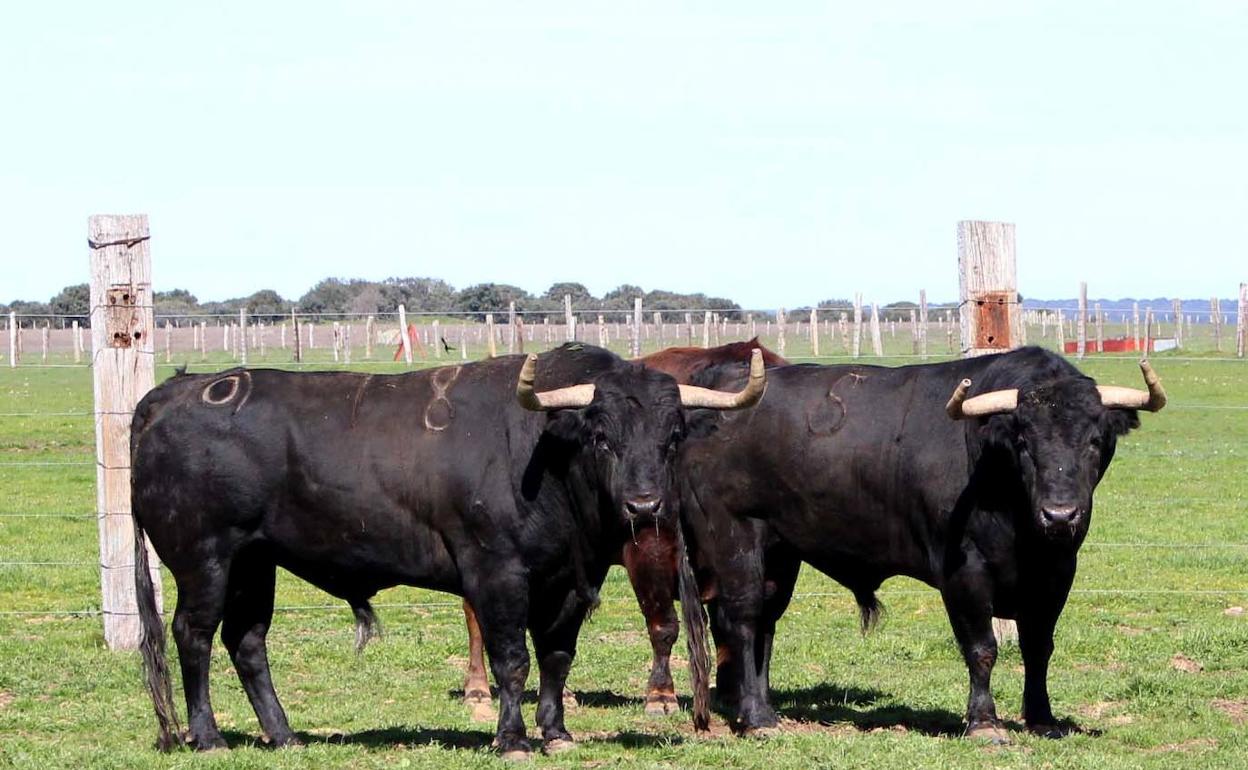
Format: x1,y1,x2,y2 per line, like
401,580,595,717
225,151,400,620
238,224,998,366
595,434,612,454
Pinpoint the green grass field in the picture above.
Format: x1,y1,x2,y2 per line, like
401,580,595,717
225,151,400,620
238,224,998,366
1,336,1245,769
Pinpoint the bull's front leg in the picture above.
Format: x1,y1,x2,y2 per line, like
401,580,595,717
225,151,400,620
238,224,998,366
469,582,533,758
621,529,681,716
1017,560,1076,737
941,573,1007,743
530,592,593,755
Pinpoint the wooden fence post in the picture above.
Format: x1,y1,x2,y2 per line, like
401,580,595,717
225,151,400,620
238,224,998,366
87,213,161,651
72,320,81,364
163,320,171,363
1094,302,1104,354
239,308,248,365
870,303,883,357
919,290,929,358
1145,308,1155,356
1133,302,1141,351
1172,299,1183,348
776,308,786,357
431,319,441,358
1076,283,1088,359
654,312,664,347
809,308,819,356
702,311,712,349
507,302,517,354
486,314,497,357
632,298,643,357
1211,298,1221,352
564,295,575,342
398,305,412,365
852,293,863,358
1238,283,1247,358
291,311,302,363
40,323,49,363
1056,309,1065,353
957,220,1019,357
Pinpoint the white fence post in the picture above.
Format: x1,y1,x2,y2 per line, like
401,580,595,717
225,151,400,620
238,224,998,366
87,213,161,651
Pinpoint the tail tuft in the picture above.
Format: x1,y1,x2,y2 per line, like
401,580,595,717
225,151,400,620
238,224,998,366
351,601,383,653
855,590,883,635
134,523,181,751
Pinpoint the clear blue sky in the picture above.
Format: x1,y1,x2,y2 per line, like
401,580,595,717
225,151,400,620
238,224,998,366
3,2,1245,307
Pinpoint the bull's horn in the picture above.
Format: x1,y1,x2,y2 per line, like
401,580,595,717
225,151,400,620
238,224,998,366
677,348,767,410
515,354,596,411
946,378,1018,420
1097,359,1167,412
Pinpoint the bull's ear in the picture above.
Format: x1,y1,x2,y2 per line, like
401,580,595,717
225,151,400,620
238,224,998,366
977,413,1016,450
543,408,590,444
684,409,720,439
1104,408,1140,437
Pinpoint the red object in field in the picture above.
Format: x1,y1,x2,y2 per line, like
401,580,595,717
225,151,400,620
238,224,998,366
1063,337,1152,354
393,323,427,360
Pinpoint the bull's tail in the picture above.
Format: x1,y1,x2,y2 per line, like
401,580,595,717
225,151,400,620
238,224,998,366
674,521,711,732
854,588,883,634
133,519,181,751
351,600,383,652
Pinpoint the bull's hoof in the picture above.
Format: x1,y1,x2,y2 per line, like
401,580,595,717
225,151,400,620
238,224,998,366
464,688,492,705
543,738,577,755
469,701,497,723
966,722,1010,744
562,688,579,709
644,694,679,716
741,725,781,738
1027,723,1067,739
185,733,229,751
501,748,532,762
262,732,304,749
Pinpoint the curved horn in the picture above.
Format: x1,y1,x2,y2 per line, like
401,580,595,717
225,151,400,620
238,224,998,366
515,354,596,411
1097,359,1166,412
677,348,767,410
946,378,1019,420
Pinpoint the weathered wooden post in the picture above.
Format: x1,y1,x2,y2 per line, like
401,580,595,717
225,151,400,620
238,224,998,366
163,320,171,363
238,308,248,365
1056,309,1065,353
1075,283,1088,359
1094,302,1104,354
597,314,608,348
702,311,712,349
776,308,786,357
507,301,517,354
431,319,441,359
7,312,15,367
564,295,575,342
1133,301,1141,352
654,311,664,347
956,220,1021,642
291,311,302,363
631,298,643,357
869,303,883,357
364,316,374,359
957,221,1020,358
486,314,497,357
40,323,49,363
852,293,863,358
809,308,819,356
919,290,929,358
1239,283,1247,358
1212,298,1222,352
1172,299,1183,348
398,305,413,365
258,322,266,359
87,214,161,650
72,320,82,364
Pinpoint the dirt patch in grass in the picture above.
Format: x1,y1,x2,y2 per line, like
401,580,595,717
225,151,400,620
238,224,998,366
1148,737,1218,754
1169,654,1203,673
1212,699,1248,725
0,691,14,710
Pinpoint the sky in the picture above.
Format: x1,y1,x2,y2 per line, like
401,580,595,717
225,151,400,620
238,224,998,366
2,1,1246,308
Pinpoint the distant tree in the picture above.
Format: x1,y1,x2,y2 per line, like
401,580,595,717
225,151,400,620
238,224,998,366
243,289,289,322
154,289,200,323
381,277,457,314
49,283,90,320
542,282,596,308
455,283,533,318
298,278,353,318
7,299,52,320
817,298,853,311
348,284,387,316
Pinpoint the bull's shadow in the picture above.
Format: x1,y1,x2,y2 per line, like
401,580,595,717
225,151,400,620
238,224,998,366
765,683,965,737
220,725,684,751
446,687,675,710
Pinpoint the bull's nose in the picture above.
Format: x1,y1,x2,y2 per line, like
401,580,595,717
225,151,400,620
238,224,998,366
1041,504,1080,525
625,496,663,517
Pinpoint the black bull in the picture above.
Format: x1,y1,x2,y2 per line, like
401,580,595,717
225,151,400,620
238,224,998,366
130,344,764,756
680,346,1165,739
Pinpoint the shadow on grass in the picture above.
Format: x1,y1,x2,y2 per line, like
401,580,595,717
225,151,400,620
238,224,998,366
446,687,690,710
768,682,964,737
222,725,688,752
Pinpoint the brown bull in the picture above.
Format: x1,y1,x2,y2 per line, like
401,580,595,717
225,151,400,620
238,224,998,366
460,338,788,717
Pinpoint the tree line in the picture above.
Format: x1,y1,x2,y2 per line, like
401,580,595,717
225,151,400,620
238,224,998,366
1,278,756,325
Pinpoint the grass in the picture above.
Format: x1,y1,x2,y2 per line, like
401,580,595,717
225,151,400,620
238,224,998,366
0,336,1246,769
